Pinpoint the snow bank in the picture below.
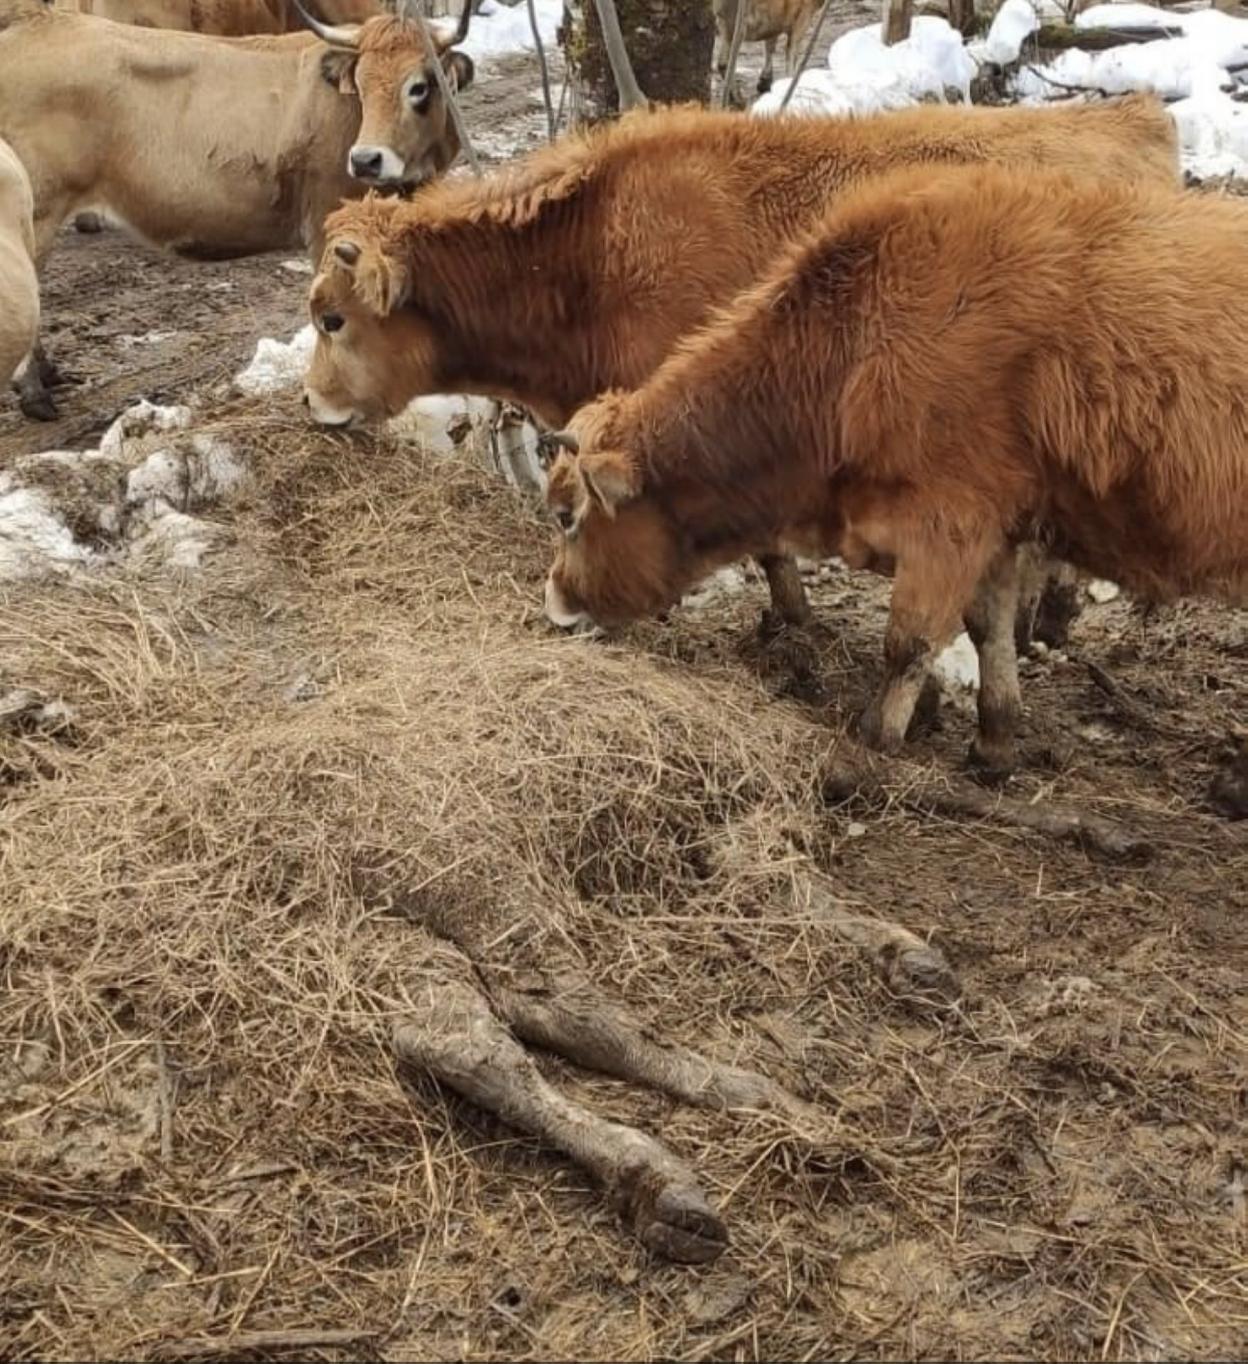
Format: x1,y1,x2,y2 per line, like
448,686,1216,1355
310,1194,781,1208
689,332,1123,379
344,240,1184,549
934,632,980,710
0,402,245,582
461,0,561,62
756,17,974,117
235,325,317,398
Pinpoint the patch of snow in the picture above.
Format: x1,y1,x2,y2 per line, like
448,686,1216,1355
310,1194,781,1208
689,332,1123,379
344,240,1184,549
120,330,176,348
99,401,193,461
933,631,980,709
280,259,314,276
683,565,748,611
386,393,497,452
981,0,1040,66
1170,83,1248,178
461,0,561,62
234,325,316,397
756,17,974,117
1086,579,1120,604
0,488,93,581
127,508,222,571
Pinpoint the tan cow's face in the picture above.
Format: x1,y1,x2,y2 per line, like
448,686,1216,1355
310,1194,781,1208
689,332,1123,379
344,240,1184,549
542,437,690,631
322,17,475,188
304,210,444,426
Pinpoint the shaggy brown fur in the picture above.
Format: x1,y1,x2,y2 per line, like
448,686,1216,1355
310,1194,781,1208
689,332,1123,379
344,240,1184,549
0,3,471,417
543,165,1248,771
304,97,1177,630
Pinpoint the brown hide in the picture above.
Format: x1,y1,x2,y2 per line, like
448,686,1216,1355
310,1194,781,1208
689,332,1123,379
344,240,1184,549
304,97,1178,427
75,0,380,36
543,166,1248,637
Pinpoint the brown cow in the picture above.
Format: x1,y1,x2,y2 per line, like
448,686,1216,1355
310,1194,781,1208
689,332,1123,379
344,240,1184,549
0,136,38,397
0,0,474,417
713,0,818,94
540,165,1248,773
75,0,379,35
303,96,1178,626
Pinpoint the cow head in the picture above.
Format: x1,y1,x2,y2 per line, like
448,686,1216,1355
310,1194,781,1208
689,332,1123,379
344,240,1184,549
303,197,443,425
299,1,475,188
541,417,692,631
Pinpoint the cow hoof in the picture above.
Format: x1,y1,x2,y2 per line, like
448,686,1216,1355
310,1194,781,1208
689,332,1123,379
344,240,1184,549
19,392,58,422
857,704,903,755
628,1179,729,1265
756,75,773,95
966,740,1016,786
73,211,105,235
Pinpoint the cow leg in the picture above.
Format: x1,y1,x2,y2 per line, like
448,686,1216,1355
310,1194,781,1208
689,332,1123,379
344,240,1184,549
757,39,777,94
13,343,57,423
394,977,728,1263
1032,559,1084,649
758,552,811,626
962,546,1023,779
860,530,999,754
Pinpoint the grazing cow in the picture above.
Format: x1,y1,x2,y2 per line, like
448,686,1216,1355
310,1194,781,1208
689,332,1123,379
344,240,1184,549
302,97,1178,626
0,0,474,417
539,165,1248,773
713,0,818,94
74,0,379,35
0,137,38,403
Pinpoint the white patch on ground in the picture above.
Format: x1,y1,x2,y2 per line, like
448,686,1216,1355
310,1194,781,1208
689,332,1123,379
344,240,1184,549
0,404,246,583
933,631,980,711
234,325,316,397
977,0,1041,66
281,259,314,276
461,0,562,63
682,566,749,612
0,486,93,581
119,330,177,348
1087,579,1121,604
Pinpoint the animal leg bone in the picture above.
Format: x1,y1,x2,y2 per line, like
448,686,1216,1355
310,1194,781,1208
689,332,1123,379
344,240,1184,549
394,977,729,1263
486,970,816,1120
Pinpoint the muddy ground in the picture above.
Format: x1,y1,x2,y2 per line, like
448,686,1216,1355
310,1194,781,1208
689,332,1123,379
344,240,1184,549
2,18,1247,1364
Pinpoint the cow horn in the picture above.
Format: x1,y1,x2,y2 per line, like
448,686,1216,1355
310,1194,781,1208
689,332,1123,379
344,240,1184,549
291,0,361,49
536,430,579,468
398,0,471,49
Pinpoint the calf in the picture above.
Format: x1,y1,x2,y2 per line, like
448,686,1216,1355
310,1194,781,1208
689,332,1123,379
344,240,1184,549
303,96,1178,626
0,0,474,417
713,0,818,94
0,137,38,403
540,165,1248,773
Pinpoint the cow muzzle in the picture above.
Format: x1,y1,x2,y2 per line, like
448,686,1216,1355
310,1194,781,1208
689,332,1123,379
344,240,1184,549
304,389,360,429
348,144,407,186
543,575,593,632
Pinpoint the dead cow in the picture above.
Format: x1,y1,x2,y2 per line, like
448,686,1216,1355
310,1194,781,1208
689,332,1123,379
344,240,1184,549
0,137,39,406
540,165,1248,775
303,96,1178,626
0,0,474,417
713,0,818,94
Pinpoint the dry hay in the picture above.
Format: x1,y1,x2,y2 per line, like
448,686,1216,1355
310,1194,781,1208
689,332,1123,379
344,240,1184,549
2,404,1246,1360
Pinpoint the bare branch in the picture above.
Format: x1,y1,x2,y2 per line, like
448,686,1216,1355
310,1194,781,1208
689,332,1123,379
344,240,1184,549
590,0,649,112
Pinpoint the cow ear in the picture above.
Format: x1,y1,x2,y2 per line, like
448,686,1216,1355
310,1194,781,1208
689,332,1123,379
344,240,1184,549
580,450,639,518
333,237,407,315
321,50,358,96
443,50,475,93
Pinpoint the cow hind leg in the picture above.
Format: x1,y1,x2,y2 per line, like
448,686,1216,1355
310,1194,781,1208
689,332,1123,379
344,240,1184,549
758,553,811,626
860,527,1001,754
13,344,57,422
962,547,1023,779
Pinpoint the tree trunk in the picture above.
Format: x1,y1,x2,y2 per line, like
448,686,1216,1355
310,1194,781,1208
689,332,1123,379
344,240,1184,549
883,0,913,44
560,0,715,125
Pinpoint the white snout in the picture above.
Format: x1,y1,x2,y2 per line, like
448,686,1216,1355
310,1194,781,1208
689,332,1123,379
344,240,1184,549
347,143,407,185
305,388,358,428
544,575,590,630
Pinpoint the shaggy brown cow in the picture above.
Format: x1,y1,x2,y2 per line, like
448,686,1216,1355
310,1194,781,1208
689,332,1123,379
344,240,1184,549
540,165,1248,773
304,97,1178,627
0,137,38,397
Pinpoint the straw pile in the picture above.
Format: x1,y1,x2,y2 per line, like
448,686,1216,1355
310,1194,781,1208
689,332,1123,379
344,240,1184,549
2,404,1245,1360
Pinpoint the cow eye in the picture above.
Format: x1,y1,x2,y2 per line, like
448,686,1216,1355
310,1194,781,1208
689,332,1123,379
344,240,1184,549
555,509,575,533
321,312,345,335
407,79,430,107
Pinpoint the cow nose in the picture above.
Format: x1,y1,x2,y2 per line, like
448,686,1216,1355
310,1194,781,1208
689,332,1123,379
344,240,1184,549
350,148,384,180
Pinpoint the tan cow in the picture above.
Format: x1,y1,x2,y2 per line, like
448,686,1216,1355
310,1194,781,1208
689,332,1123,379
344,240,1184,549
302,97,1178,627
713,0,818,94
0,0,474,416
0,136,39,405
74,0,379,34
540,165,1248,773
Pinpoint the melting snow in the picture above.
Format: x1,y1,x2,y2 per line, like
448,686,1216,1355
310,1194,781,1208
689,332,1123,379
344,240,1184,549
461,0,562,63
235,325,317,397
934,632,980,710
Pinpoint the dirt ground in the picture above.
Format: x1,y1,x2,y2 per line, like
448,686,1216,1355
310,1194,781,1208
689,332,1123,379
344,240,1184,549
2,20,1247,1364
